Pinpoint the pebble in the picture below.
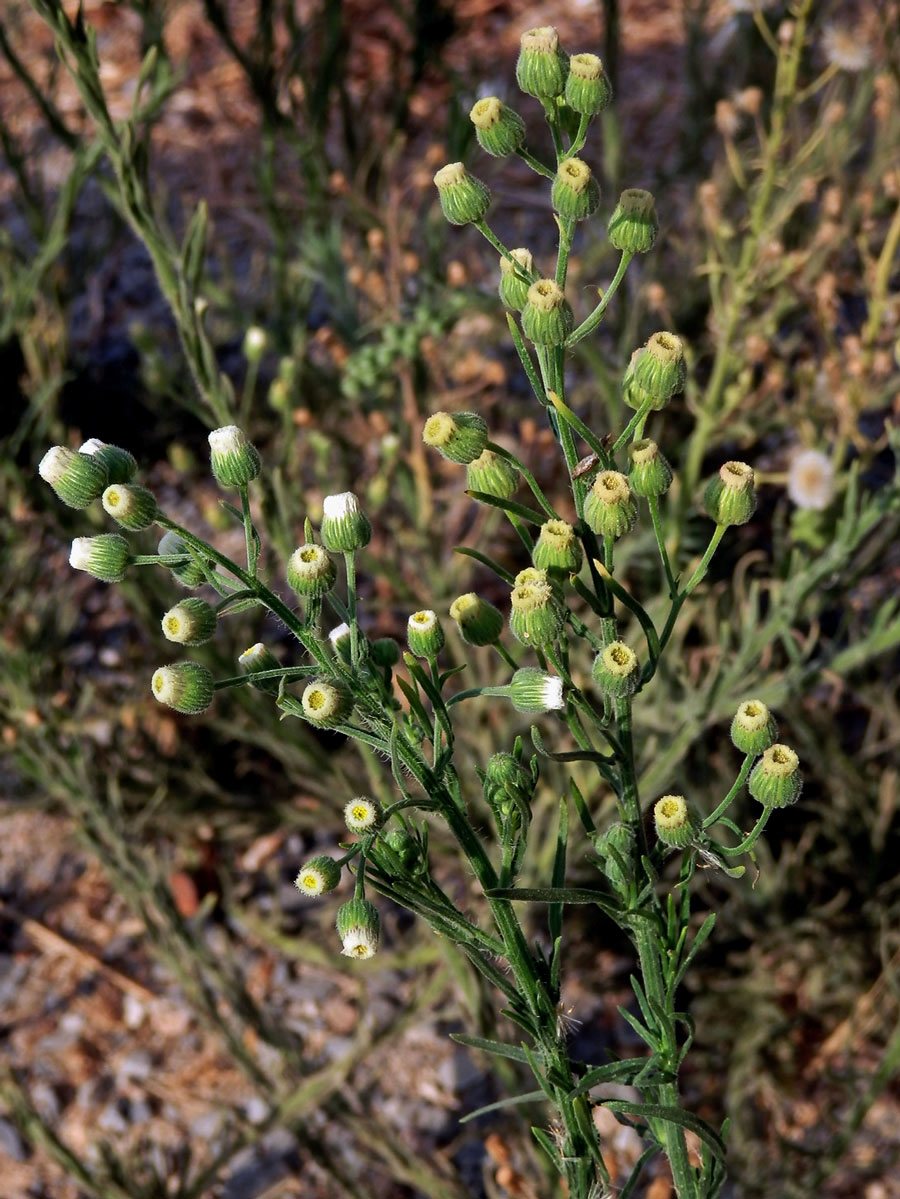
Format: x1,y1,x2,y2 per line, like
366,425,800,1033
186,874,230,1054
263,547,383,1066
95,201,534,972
97,1100,129,1135
30,1081,61,1122
116,1049,153,1083
122,993,146,1030
243,1096,270,1125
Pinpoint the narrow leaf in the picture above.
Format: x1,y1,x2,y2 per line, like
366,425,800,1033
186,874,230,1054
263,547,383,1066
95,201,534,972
449,1034,536,1066
466,490,547,527
453,545,515,585
458,1090,547,1124
601,1100,727,1162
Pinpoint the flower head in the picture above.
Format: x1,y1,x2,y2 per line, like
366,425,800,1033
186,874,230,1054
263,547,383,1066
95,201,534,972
787,450,835,511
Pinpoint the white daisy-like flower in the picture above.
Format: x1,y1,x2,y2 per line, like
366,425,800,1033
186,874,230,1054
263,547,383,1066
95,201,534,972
822,25,871,72
340,926,378,959
787,450,836,510
343,797,381,833
408,610,438,635
239,643,269,668
322,491,360,519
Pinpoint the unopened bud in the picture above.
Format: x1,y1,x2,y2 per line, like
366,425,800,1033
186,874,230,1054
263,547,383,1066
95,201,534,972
584,470,637,539
704,461,756,526
653,795,699,848
151,662,214,714
320,492,371,552
157,531,207,588
79,439,137,484
749,744,802,808
552,157,600,222
516,25,569,99
287,542,336,596
564,52,612,114
532,519,583,577
39,446,108,509
336,897,380,959
731,699,777,756
161,598,217,646
522,279,574,347
608,189,659,254
433,162,491,226
295,856,341,897
208,425,261,488
102,483,158,531
423,411,489,465
628,439,673,498
466,447,519,499
592,640,640,697
449,592,504,646
243,325,267,363
631,332,686,403
407,609,445,658
470,96,526,157
499,248,534,311
238,642,281,693
508,668,565,713
300,678,353,727
69,534,130,583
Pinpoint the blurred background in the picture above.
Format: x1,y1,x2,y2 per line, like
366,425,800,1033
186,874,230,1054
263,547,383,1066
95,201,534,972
1,0,899,1196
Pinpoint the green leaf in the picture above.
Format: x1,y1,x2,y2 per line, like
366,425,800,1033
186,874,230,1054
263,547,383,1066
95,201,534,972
531,724,614,766
618,1146,657,1199
549,797,568,943
487,886,620,920
458,1090,547,1124
673,912,716,990
181,200,208,291
568,1057,672,1098
465,490,547,527
394,676,432,733
531,1126,561,1168
452,545,515,585
506,312,548,408
616,1005,659,1051
601,1100,727,1163
545,390,612,468
449,1034,537,1066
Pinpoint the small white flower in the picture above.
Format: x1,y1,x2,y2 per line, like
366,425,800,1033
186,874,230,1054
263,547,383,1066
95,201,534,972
150,666,180,707
822,25,871,72
78,438,107,455
39,446,71,484
244,326,267,355
68,537,95,571
787,450,836,510
328,622,351,647
208,425,248,455
408,610,438,634
340,926,378,959
541,675,565,711
344,797,380,833
323,491,360,519
239,643,268,667
295,865,330,897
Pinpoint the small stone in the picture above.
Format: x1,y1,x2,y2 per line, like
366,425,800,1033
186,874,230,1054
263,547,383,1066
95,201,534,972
97,1100,129,1135
0,1117,28,1161
244,1096,270,1125
117,1049,153,1083
122,993,146,1030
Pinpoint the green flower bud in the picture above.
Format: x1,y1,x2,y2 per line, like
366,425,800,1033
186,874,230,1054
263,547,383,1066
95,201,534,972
161,598,217,646
654,795,700,848
521,279,574,347
597,822,635,891
584,470,637,539
243,325,267,364
532,519,583,577
608,188,659,254
370,637,401,668
628,439,673,498
631,332,686,403
564,52,612,114
79,439,137,484
592,640,641,697
484,752,533,805
287,542,336,596
449,592,504,646
508,668,565,713
466,447,519,500
433,162,491,226
621,349,658,412
320,492,372,552
407,609,445,658
151,662,214,715
499,248,534,311
208,426,261,488
704,461,757,526
516,25,568,99
101,483,158,531
423,410,489,466
157,531,207,588
69,534,130,583
301,678,353,727
731,699,777,756
39,446,108,509
749,744,802,808
295,855,341,897
552,157,601,222
328,622,353,663
509,571,566,646
336,897,380,959
470,96,526,157
344,796,383,834
238,642,281,693
382,828,421,872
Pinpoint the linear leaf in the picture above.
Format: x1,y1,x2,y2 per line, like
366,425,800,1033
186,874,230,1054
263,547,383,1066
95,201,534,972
458,1090,547,1124
601,1100,727,1162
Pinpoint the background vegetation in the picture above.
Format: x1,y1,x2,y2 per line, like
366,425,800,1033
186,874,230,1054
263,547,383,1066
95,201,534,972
1,0,899,1196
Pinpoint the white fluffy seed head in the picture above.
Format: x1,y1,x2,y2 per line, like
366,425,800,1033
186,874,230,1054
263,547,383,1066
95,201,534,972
787,450,835,510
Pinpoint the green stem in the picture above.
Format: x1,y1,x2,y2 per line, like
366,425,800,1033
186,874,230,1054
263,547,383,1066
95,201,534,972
718,806,772,857
343,550,360,667
516,146,555,179
611,396,654,453
647,495,677,598
566,251,633,347
702,754,754,829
